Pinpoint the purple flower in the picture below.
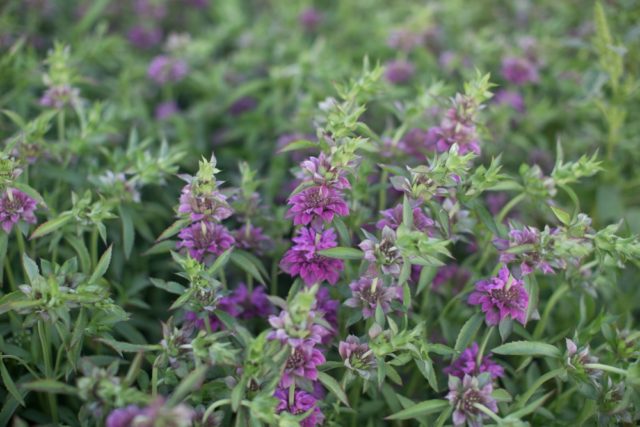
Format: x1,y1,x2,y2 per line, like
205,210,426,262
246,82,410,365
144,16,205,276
233,225,272,255
468,266,529,326
106,405,141,427
384,59,415,84
345,276,401,319
39,85,80,109
147,55,189,85
154,100,179,120
339,335,376,377
447,375,498,427
178,184,233,222
228,96,257,116
493,89,525,113
233,284,273,319
501,56,539,85
127,26,163,49
298,152,351,190
398,128,435,158
274,388,324,427
177,221,235,262
280,227,344,285
281,342,326,387
376,202,434,233
444,343,504,380
299,8,322,32
287,185,349,228
0,189,38,233
428,101,481,155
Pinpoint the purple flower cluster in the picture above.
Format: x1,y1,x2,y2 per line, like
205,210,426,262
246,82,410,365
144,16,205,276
147,55,188,85
274,388,324,427
299,7,322,32
376,202,434,234
345,275,401,319
0,189,38,233
494,225,559,276
432,264,471,294
447,375,498,427
177,221,234,263
468,266,529,326
178,184,233,223
339,335,376,377
280,227,344,286
444,343,504,379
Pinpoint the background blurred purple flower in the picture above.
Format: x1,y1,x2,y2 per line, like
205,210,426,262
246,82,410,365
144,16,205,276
468,266,529,326
387,29,424,52
154,100,179,120
127,26,163,49
501,56,539,85
299,8,322,32
280,227,344,285
228,96,257,116
177,221,234,262
148,55,189,85
106,405,140,427
432,264,471,293
384,59,415,84
444,343,504,379
377,202,434,233
233,224,272,255
494,89,525,113
0,189,38,232
40,85,79,109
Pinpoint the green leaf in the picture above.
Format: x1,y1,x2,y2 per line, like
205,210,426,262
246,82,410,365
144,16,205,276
156,218,190,242
88,245,112,284
317,372,349,407
550,206,571,225
492,341,561,358
119,205,135,259
97,339,161,354
0,359,25,406
65,235,91,274
167,365,208,407
277,139,317,153
317,247,364,260
22,254,39,284
30,212,73,239
385,399,449,420
230,250,266,284
208,247,233,275
150,278,185,295
22,379,77,395
455,313,484,351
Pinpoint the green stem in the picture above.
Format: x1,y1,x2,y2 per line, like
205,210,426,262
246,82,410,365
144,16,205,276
476,326,494,366
4,257,16,292
583,363,627,376
378,170,389,211
90,228,98,268
515,368,565,409
57,111,65,145
38,321,58,423
497,193,525,224
533,284,569,339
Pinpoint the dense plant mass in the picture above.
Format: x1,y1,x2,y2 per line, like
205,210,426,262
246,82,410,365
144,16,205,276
1,1,640,426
